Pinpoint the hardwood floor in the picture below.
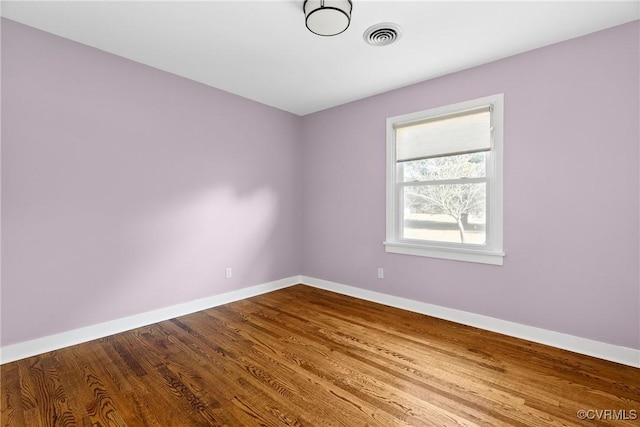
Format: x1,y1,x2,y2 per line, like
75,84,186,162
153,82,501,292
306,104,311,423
2,284,639,426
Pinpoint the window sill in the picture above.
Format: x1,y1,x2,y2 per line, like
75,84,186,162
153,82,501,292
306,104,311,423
384,241,504,265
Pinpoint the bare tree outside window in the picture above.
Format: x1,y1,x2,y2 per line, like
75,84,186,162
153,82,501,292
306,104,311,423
401,153,486,244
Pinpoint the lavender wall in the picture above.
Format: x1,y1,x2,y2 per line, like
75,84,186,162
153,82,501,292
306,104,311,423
301,21,640,349
1,19,302,346
2,18,638,352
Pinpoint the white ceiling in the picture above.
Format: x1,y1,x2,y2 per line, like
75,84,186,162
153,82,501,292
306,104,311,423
2,1,639,115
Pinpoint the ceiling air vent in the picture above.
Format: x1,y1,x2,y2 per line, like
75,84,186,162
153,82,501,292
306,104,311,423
363,23,402,47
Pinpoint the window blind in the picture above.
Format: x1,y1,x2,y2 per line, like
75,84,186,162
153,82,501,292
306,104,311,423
395,106,492,162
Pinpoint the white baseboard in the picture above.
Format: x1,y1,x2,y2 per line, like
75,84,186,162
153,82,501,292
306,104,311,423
300,276,640,368
3,275,638,368
0,276,301,364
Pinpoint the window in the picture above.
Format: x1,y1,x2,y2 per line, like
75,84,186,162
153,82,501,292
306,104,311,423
385,94,504,265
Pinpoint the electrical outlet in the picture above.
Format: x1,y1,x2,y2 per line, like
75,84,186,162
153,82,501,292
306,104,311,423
225,267,232,279
377,268,384,279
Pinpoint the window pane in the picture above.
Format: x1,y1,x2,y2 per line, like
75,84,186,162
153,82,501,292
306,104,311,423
401,152,486,183
402,183,486,244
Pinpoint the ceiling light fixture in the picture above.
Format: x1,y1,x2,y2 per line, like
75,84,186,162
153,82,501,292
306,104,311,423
304,0,352,37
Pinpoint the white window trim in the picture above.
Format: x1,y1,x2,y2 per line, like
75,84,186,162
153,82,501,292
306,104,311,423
385,94,504,265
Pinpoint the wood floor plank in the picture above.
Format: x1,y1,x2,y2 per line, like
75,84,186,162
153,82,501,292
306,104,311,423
200,313,428,427
228,299,497,425
1,284,638,426
243,295,539,422
162,312,371,426
1,362,26,427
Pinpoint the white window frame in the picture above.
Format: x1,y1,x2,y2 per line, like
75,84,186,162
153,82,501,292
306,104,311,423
385,94,504,265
